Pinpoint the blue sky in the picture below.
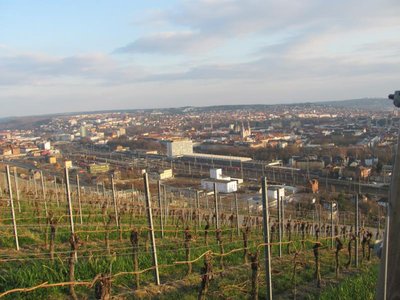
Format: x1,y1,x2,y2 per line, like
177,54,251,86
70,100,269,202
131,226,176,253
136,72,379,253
1,0,399,117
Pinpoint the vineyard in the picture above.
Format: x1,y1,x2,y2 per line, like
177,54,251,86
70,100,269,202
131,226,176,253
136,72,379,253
0,165,380,299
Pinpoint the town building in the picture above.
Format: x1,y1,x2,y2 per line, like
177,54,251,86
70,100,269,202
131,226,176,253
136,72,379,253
166,139,193,157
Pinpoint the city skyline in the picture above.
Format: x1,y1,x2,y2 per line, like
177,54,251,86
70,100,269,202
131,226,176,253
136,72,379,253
1,0,400,117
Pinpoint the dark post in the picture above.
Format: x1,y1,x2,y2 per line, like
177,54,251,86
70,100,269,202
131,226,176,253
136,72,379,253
76,174,83,225
213,183,219,229
111,175,119,228
235,192,240,236
261,177,273,300
277,189,282,258
157,180,164,238
331,202,334,249
355,194,359,267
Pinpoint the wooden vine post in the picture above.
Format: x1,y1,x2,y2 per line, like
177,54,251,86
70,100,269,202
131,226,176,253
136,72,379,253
354,194,359,267
64,166,77,261
143,172,160,285
13,167,21,213
76,174,83,225
346,234,355,268
54,176,60,207
196,191,201,230
198,252,213,300
94,274,111,300
111,175,119,228
48,212,57,261
242,226,250,263
6,165,20,251
69,233,80,300
204,218,210,245
213,183,219,229
335,237,343,278
216,228,225,268
287,221,292,254
331,201,334,249
313,242,321,288
184,226,192,275
261,177,273,300
277,189,282,258
234,192,240,236
249,251,259,300
130,229,140,289
157,180,164,238
40,171,48,217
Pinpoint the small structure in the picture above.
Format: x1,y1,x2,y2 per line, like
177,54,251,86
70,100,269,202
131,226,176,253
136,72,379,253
31,170,41,180
47,156,57,164
151,168,173,180
201,168,238,193
88,163,109,174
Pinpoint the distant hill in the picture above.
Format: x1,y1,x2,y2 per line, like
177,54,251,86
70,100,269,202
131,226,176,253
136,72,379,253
183,98,394,112
0,116,52,130
0,97,394,130
315,98,393,111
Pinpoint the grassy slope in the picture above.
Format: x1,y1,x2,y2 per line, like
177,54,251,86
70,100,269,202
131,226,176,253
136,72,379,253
316,264,379,300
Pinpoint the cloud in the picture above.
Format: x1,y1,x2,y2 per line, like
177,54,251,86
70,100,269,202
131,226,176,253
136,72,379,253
114,31,221,54
0,52,147,86
143,54,400,83
116,0,400,56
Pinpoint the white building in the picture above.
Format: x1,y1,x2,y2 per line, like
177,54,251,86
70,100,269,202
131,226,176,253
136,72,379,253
166,140,193,157
201,168,238,193
267,185,285,202
38,141,51,150
201,179,237,193
80,126,88,138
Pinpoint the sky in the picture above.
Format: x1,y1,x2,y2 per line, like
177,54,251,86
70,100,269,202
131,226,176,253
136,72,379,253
1,0,400,117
